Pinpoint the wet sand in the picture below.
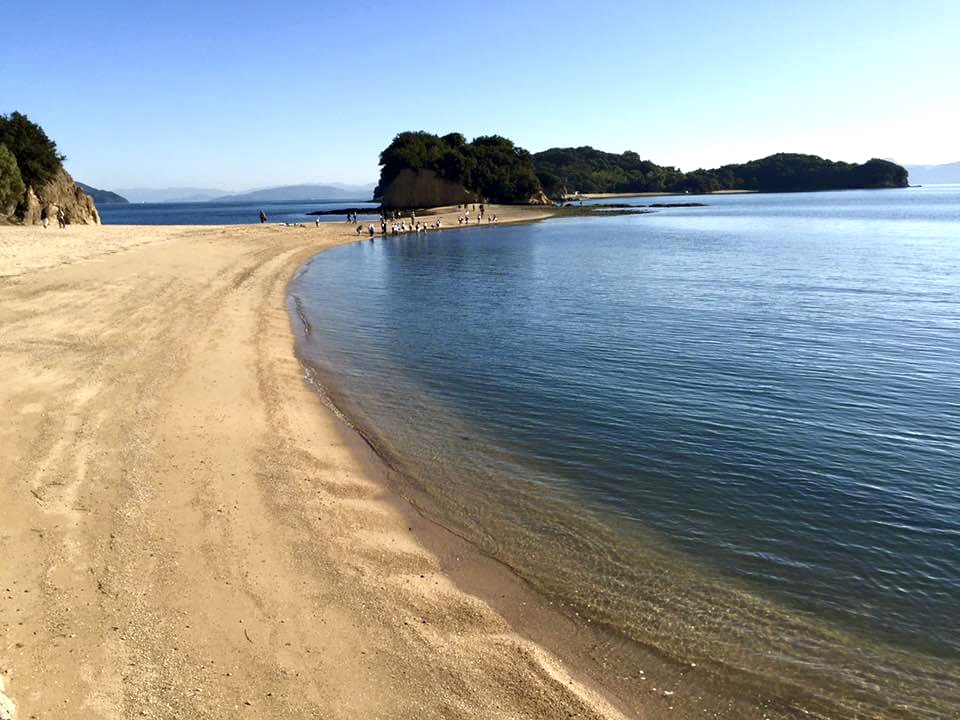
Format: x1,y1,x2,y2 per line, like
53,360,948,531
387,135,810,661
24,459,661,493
0,207,657,719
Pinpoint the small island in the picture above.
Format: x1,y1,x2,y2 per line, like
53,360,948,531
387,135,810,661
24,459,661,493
535,147,909,195
373,131,909,208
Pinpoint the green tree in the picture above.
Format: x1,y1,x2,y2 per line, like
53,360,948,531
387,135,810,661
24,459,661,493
0,143,25,214
0,112,65,188
376,131,544,203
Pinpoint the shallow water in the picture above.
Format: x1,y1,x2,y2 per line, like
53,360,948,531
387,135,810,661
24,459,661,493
290,186,960,718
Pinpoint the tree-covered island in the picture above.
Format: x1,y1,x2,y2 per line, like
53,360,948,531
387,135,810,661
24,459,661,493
374,131,909,207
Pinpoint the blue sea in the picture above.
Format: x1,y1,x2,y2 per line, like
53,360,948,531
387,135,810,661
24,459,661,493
287,186,960,719
98,198,379,225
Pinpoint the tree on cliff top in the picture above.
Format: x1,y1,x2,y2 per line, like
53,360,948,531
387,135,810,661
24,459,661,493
0,112,65,189
0,144,26,214
376,131,542,203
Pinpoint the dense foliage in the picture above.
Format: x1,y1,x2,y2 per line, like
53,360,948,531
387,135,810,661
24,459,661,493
533,147,908,196
0,144,26,213
0,112,65,189
533,147,685,195
679,154,909,193
376,131,541,203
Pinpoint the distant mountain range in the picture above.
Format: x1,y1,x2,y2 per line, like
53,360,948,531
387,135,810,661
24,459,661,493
902,162,960,184
113,183,377,204
218,183,377,203
114,187,228,203
76,182,128,204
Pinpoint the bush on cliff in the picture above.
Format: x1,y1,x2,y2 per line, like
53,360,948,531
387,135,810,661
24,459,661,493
0,111,65,189
0,144,25,214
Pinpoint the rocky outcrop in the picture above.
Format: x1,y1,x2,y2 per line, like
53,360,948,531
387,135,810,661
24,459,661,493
13,167,100,225
527,189,553,206
380,168,479,209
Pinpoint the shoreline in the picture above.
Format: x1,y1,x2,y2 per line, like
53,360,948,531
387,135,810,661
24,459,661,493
281,210,958,720
0,207,641,719
288,350,802,720
280,218,854,720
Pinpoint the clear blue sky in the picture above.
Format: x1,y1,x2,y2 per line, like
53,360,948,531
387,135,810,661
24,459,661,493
3,0,957,190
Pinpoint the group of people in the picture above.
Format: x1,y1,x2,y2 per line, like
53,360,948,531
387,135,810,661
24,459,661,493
457,213,497,225
355,217,444,238
454,203,496,225
39,206,67,229
262,204,497,236
356,213,443,239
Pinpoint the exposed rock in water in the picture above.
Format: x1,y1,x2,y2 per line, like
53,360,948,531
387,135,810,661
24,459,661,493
379,168,479,209
12,167,100,225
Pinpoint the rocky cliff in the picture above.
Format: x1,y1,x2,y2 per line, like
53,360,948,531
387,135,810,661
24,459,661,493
12,167,100,225
379,168,480,209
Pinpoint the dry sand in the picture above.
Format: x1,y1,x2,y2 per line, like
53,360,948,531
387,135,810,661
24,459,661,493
0,206,648,719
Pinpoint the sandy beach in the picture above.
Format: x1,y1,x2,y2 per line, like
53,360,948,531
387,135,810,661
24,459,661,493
0,205,649,719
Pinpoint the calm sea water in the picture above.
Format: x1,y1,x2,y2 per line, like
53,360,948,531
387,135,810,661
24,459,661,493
289,187,960,719
98,198,379,225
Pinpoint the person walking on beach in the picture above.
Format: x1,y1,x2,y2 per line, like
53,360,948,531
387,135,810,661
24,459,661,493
258,209,267,223
57,207,66,229
40,206,49,228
